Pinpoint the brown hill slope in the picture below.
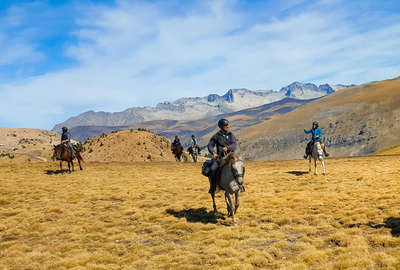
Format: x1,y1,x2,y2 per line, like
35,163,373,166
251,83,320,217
82,130,178,162
373,145,400,156
0,127,60,162
238,77,400,160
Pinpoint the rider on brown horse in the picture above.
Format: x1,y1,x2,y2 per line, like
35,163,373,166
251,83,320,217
61,127,76,159
172,136,181,148
207,119,244,193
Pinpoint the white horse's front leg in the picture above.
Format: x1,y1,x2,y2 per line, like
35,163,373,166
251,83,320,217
321,158,326,175
314,158,318,175
234,191,240,214
226,192,236,225
225,193,231,216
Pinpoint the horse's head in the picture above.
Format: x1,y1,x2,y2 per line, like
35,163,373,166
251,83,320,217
53,144,63,160
223,153,245,185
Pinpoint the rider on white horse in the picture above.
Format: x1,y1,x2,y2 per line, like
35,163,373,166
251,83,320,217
304,121,329,159
191,135,200,154
207,119,244,193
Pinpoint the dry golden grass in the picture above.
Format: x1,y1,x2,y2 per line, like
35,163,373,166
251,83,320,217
1,156,400,269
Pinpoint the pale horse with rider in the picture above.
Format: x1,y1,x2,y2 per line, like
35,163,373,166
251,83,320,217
304,121,329,175
202,119,245,225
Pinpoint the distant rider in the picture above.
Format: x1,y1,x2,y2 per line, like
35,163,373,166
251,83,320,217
191,134,200,154
172,136,181,147
61,127,75,158
207,119,244,193
304,121,329,159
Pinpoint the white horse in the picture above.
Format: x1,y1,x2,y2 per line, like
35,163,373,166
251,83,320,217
308,141,326,175
210,153,245,225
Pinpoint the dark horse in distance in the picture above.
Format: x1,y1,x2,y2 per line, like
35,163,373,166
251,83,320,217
53,144,84,172
171,144,183,161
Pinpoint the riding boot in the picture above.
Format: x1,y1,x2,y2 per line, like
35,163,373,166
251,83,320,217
208,175,217,194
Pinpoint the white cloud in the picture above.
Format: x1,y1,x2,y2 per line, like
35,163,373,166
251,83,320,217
0,0,400,128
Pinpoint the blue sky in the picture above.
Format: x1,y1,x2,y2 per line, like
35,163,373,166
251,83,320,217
0,0,399,129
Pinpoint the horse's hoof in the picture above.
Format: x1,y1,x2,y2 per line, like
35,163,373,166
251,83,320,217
232,222,238,226
314,173,318,176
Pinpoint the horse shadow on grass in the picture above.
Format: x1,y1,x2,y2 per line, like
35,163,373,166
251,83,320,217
286,171,309,176
347,217,400,237
44,169,70,175
166,208,226,224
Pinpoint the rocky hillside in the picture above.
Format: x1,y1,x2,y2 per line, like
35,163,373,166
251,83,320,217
53,82,353,132
0,127,60,162
81,130,177,162
67,97,315,143
237,77,400,160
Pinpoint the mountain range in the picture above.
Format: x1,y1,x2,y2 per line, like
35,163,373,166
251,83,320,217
237,77,400,160
53,82,353,132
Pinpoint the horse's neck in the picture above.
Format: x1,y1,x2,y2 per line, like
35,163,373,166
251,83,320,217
312,141,322,158
221,162,233,180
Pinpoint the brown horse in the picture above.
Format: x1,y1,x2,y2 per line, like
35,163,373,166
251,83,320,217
171,144,183,161
53,144,84,172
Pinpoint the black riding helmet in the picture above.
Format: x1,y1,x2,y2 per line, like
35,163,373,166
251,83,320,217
191,134,195,138
218,119,229,128
312,121,319,127
62,126,68,132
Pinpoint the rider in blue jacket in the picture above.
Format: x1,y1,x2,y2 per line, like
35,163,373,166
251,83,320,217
304,121,329,159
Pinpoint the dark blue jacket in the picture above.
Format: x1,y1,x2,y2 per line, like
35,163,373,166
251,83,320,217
61,131,71,142
208,130,237,157
173,138,181,146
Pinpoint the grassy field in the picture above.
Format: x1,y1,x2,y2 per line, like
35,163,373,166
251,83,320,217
0,156,399,269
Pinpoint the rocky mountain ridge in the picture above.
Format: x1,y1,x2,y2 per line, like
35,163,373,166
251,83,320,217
237,77,400,160
53,82,353,131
